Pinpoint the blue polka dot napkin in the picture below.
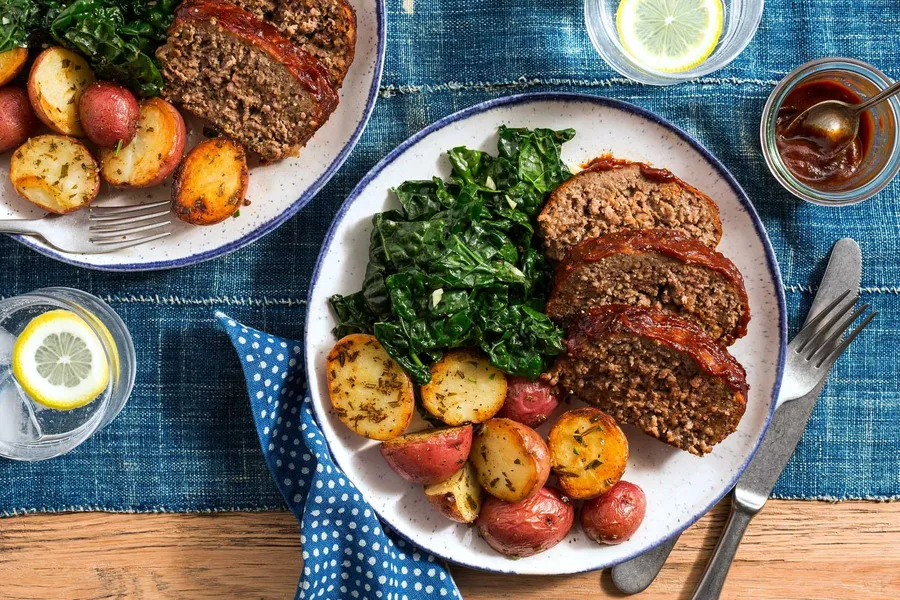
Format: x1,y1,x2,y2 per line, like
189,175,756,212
217,312,463,600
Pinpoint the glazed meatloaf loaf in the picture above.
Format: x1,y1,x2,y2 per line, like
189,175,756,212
549,305,748,455
538,158,723,261
157,0,338,162
546,229,750,345
228,0,356,87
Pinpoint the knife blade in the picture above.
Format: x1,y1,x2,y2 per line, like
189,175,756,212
689,238,863,600
612,238,862,597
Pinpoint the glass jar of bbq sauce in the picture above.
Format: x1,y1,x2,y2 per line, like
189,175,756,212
761,58,900,205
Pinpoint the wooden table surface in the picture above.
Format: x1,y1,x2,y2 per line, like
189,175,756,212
0,500,897,599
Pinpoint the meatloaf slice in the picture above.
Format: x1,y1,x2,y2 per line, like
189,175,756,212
229,0,356,87
157,0,338,162
549,305,748,455
546,229,750,345
538,157,723,261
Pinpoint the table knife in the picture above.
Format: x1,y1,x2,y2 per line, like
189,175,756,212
612,238,863,597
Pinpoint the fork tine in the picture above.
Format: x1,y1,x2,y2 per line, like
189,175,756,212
90,220,170,241
90,231,172,251
89,201,170,216
797,292,857,353
814,310,877,369
89,210,171,229
792,289,853,349
89,208,170,224
807,303,870,362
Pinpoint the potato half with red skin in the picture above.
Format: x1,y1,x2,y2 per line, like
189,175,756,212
420,349,507,425
0,87,38,152
496,376,559,428
581,481,646,545
471,418,551,502
172,137,249,225
476,487,574,558
380,425,473,485
99,98,186,188
10,135,100,214
424,462,482,523
549,407,629,499
326,334,414,441
28,47,95,136
79,81,140,148
0,48,28,87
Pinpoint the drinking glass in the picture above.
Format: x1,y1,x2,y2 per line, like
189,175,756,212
0,288,135,461
584,0,764,85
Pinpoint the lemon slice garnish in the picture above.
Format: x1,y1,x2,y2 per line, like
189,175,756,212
12,310,110,410
617,0,724,73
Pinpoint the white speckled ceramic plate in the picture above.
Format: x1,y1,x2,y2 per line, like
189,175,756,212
305,93,786,575
0,0,384,271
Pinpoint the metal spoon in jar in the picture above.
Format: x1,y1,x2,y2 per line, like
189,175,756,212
785,79,900,156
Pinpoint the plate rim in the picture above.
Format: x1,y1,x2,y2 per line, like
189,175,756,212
304,91,787,575
11,0,387,272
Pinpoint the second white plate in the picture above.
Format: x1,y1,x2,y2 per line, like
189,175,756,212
0,0,385,271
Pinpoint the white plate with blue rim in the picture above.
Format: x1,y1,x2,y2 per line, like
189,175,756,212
0,0,385,272
305,92,787,575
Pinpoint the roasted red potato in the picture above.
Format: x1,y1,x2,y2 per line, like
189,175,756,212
424,462,482,523
0,48,28,87
99,98,186,188
79,81,140,148
0,87,38,153
496,376,559,428
28,47,95,136
10,135,99,213
470,418,550,502
420,349,507,425
548,408,629,499
581,481,646,545
380,425,472,485
172,137,248,225
326,334,415,441
476,486,574,558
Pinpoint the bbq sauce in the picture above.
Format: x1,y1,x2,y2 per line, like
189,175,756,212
775,80,874,188
582,156,677,183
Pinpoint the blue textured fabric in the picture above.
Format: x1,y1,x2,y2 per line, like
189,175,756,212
0,0,898,514
218,313,462,600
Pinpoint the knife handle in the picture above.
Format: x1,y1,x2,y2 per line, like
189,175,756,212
690,502,754,600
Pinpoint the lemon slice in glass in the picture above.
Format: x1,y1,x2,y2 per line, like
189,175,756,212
12,310,110,410
617,0,724,73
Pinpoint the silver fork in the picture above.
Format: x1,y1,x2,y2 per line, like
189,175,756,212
777,288,876,403
0,200,172,254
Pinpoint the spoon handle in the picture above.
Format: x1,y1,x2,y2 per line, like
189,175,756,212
611,536,680,594
854,79,900,113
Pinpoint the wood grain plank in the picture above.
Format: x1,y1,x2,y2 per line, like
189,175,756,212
0,501,896,599
0,512,301,600
453,501,900,600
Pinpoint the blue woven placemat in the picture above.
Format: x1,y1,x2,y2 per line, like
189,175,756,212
0,0,898,514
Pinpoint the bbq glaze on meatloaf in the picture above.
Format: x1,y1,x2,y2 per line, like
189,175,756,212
546,229,750,345
538,158,723,261
157,0,338,162
229,0,356,87
549,305,748,455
